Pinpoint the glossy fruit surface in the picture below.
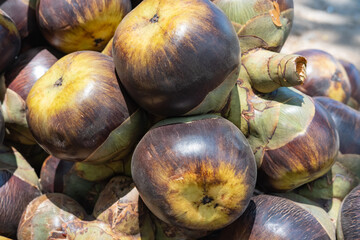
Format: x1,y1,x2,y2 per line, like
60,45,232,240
315,96,360,155
294,49,351,103
132,115,256,231
26,51,148,162
212,194,336,240
113,0,240,116
5,47,58,101
0,9,21,73
337,184,360,240
36,0,131,53
339,59,360,109
0,0,37,39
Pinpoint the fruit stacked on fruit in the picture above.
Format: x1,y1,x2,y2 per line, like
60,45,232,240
0,0,359,239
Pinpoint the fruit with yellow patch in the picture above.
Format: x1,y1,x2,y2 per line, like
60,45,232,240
36,0,131,53
26,51,148,163
131,115,257,231
113,0,240,117
294,49,351,103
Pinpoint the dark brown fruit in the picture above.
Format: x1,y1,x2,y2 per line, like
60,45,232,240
212,194,335,240
339,59,360,109
36,0,131,53
0,9,21,73
4,47,58,101
294,49,351,103
39,155,121,213
26,51,148,163
113,0,240,116
132,115,256,231
315,96,360,155
337,184,360,240
0,0,37,39
0,145,41,238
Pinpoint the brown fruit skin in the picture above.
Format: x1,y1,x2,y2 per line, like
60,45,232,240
337,184,360,240
36,0,131,53
0,0,37,39
17,193,87,240
39,155,63,193
0,109,4,144
0,171,41,238
4,47,58,101
0,146,42,238
26,51,141,162
0,9,21,74
315,96,360,155
132,115,256,231
339,59,360,108
113,0,240,117
257,100,339,191
39,155,109,213
294,49,351,103
212,195,333,240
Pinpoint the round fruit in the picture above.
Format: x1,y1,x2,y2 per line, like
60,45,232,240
36,0,131,53
26,51,148,163
132,115,256,231
113,0,240,117
294,49,351,103
0,9,21,73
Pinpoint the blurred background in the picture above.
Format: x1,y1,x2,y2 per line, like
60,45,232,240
282,0,360,69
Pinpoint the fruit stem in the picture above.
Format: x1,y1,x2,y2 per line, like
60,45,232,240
240,49,307,93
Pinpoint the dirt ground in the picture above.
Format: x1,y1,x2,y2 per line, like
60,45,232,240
281,0,360,70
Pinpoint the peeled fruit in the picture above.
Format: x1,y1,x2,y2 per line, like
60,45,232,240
113,0,240,117
132,114,257,231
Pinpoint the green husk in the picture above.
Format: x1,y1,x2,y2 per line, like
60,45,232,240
295,202,336,240
240,49,306,93
294,154,360,200
0,145,40,189
0,88,36,145
226,81,315,167
83,109,149,164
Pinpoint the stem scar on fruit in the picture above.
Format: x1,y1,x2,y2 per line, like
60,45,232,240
94,38,104,47
54,77,63,87
149,13,159,23
202,195,214,205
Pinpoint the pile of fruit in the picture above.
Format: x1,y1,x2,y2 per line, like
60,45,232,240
0,0,359,239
